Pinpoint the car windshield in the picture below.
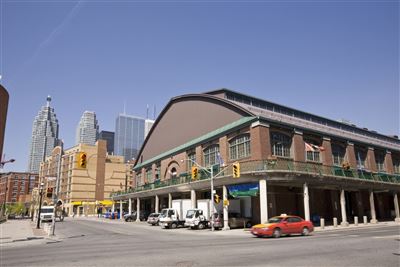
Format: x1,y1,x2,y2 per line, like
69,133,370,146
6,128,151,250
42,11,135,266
41,208,53,213
267,217,283,223
160,209,168,218
186,210,195,218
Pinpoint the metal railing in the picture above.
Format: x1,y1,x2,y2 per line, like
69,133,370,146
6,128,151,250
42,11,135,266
110,158,400,198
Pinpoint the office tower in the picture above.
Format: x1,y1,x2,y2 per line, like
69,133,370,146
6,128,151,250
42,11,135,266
144,119,154,138
114,114,145,162
76,111,99,145
28,96,60,173
99,131,115,154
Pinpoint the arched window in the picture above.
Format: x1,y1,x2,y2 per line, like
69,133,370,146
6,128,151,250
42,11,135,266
331,143,345,166
187,152,196,170
271,132,291,158
145,168,152,183
203,145,220,167
375,151,385,172
229,135,251,160
136,173,142,187
305,140,321,162
355,147,367,169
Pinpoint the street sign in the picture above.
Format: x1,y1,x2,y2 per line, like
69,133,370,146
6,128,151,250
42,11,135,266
46,177,57,181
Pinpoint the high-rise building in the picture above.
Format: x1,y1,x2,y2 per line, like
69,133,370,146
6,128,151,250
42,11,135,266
28,96,60,173
76,111,99,146
99,131,115,154
114,114,145,162
0,85,9,164
144,119,155,138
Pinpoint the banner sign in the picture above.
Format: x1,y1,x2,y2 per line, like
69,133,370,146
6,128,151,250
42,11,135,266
227,183,259,197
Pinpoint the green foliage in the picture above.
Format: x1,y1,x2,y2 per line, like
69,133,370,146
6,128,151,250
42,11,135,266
6,202,26,215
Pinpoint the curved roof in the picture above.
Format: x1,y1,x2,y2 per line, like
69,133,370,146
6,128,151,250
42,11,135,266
134,93,255,166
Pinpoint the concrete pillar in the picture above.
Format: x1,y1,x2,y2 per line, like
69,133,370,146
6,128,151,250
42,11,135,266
259,179,268,223
136,198,141,222
369,191,378,224
363,216,367,225
333,217,338,227
191,190,196,209
320,218,325,229
222,185,230,230
119,201,123,220
394,193,400,222
340,189,349,226
128,198,132,215
155,195,159,213
303,183,310,222
168,193,172,208
354,216,358,226
112,203,115,213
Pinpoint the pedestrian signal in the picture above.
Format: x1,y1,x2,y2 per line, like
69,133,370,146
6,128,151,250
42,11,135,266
78,152,87,168
223,199,229,206
46,187,53,198
191,166,198,180
233,162,240,178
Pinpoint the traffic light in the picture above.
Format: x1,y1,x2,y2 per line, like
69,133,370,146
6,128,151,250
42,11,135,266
214,194,221,204
233,162,240,178
46,187,53,198
191,166,198,180
78,152,87,168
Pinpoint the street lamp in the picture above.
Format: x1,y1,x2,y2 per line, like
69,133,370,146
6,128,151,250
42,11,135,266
36,182,45,229
180,159,219,231
0,158,15,169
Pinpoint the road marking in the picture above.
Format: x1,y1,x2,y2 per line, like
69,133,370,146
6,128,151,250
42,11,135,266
372,235,400,239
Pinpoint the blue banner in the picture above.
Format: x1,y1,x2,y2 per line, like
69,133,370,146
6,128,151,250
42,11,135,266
227,183,259,197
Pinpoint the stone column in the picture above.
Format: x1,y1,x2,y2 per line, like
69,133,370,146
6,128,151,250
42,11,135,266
168,193,172,208
394,193,400,222
303,183,310,222
191,190,196,209
119,201,123,220
340,189,349,226
128,198,132,215
321,137,333,166
222,185,230,230
112,202,115,213
136,198,141,222
155,195,159,213
345,142,357,169
259,179,268,223
384,151,394,174
367,147,377,172
292,129,305,162
369,191,378,224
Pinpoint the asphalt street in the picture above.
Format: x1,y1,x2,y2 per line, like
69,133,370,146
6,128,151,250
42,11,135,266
2,218,399,267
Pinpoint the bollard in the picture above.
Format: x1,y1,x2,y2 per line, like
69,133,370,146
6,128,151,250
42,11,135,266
333,217,338,228
354,216,358,226
320,218,325,229
363,216,367,225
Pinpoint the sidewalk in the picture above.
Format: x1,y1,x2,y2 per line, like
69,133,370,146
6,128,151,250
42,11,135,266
0,219,46,245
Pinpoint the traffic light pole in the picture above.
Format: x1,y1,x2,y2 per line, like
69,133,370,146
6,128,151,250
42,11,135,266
210,166,215,232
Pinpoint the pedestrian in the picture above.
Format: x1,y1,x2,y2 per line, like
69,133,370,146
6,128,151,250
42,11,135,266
72,211,76,218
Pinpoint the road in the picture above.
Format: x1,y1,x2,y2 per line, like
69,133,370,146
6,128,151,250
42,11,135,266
2,218,399,266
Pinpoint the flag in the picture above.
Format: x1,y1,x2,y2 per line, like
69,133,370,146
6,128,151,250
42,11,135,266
217,152,225,167
305,142,325,152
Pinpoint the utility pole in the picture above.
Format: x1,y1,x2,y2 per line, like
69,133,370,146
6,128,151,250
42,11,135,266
51,153,62,236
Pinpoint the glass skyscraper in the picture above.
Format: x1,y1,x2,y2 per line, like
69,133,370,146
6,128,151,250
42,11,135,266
99,130,115,154
28,96,60,173
114,114,146,162
76,111,99,145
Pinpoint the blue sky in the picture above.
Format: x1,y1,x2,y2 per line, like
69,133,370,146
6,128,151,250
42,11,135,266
1,1,399,172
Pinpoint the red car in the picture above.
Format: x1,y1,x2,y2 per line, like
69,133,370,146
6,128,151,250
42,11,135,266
251,215,314,238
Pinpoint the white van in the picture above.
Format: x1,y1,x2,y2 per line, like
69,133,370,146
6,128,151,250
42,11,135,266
40,206,54,222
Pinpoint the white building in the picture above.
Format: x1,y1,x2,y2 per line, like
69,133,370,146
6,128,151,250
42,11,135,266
76,111,99,146
28,96,60,174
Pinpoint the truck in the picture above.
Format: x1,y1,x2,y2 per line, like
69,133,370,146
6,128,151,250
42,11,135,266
159,199,191,229
40,205,54,222
185,199,211,230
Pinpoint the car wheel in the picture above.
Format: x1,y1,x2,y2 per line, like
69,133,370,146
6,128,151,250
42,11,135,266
272,228,281,238
171,223,177,229
301,227,310,236
198,223,205,230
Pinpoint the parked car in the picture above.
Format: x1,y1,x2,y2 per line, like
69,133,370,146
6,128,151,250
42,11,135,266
147,213,161,226
250,214,314,238
209,212,253,229
124,211,150,222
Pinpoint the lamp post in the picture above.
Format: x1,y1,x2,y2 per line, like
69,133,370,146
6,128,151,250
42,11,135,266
181,159,223,232
36,182,44,229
